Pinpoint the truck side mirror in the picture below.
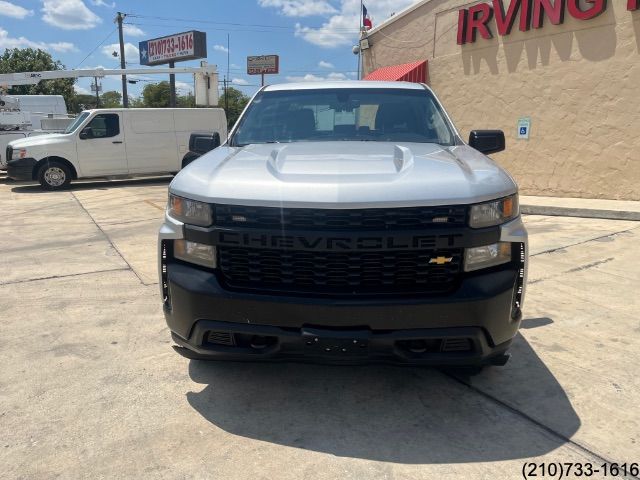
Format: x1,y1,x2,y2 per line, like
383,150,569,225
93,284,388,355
189,132,221,154
468,130,505,155
79,127,92,140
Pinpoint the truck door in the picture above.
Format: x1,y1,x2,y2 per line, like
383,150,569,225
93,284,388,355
76,112,127,176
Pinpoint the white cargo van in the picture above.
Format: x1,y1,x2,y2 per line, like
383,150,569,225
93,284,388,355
6,108,227,189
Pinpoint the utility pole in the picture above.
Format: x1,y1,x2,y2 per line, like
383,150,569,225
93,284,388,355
93,77,100,108
116,12,129,108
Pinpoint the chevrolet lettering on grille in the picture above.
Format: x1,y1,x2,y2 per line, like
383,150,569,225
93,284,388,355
214,231,464,251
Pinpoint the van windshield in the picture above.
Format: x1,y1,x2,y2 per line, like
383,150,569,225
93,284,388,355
231,88,455,147
64,112,90,134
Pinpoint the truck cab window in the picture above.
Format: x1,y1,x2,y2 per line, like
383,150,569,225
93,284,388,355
84,114,120,139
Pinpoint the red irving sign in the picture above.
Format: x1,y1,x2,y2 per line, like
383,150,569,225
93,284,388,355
458,0,639,45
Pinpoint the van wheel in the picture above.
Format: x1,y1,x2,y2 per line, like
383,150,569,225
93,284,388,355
38,161,71,190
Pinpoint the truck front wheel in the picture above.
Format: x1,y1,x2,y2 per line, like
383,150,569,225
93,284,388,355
38,161,72,190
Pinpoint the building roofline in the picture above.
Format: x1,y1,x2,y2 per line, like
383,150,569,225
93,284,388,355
367,0,432,36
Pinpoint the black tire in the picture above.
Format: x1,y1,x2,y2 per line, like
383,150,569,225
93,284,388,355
37,160,72,191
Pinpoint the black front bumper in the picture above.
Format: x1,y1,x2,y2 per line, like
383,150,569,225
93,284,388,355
164,261,521,365
7,158,36,181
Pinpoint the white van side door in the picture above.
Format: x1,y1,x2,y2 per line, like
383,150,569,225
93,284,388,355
125,110,175,174
76,112,127,176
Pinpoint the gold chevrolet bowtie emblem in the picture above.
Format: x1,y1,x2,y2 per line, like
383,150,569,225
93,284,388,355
429,256,453,265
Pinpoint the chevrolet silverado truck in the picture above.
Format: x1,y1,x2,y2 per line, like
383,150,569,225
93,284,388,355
158,81,527,367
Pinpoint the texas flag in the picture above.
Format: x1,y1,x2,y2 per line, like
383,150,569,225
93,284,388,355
362,4,373,30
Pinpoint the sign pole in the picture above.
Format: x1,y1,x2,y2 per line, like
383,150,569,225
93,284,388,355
169,61,176,108
358,0,362,80
261,73,265,87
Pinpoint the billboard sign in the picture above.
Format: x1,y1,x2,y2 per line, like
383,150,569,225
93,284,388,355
139,31,207,66
247,55,279,75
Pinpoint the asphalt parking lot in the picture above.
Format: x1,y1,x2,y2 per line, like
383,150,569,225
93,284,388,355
1,174,639,480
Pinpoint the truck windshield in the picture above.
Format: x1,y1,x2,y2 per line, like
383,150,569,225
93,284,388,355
231,88,455,147
64,112,90,134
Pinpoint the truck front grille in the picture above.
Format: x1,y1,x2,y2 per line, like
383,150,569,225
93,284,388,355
218,246,463,296
215,204,467,230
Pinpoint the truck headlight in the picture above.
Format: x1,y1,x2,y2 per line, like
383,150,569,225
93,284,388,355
13,149,27,160
174,239,216,268
469,195,518,228
168,194,212,226
464,242,511,272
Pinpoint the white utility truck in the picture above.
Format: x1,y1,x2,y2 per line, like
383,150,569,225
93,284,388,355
6,108,227,189
0,94,73,169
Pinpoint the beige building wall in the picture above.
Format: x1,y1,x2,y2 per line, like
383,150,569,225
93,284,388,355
362,0,640,200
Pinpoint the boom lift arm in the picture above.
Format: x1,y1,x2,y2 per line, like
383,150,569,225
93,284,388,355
0,62,219,106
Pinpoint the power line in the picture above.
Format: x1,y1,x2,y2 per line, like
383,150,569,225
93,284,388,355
123,13,360,32
75,27,118,69
124,21,360,35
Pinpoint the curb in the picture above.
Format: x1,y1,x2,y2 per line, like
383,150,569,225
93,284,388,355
521,205,640,221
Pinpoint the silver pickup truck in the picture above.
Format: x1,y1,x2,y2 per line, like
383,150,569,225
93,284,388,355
158,81,528,369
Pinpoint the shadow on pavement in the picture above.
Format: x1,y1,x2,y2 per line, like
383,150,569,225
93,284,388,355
7,176,172,193
185,332,579,464
520,317,554,329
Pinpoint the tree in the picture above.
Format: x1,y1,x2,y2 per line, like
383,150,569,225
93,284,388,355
219,87,250,129
136,81,196,108
0,48,76,111
101,91,122,108
74,94,98,110
141,81,172,108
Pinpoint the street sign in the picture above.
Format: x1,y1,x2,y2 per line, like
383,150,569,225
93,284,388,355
139,31,207,66
247,55,279,75
517,117,531,140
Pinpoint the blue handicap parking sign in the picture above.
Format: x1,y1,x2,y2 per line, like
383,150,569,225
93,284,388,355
519,127,527,135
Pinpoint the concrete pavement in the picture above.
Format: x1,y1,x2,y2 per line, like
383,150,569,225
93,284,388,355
1,175,639,479
521,195,640,221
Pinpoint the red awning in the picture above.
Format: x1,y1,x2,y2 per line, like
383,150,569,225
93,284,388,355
364,60,428,83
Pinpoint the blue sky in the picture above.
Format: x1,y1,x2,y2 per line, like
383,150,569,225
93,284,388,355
0,0,417,100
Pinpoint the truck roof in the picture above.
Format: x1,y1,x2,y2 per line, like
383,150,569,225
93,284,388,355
81,108,224,113
263,81,428,91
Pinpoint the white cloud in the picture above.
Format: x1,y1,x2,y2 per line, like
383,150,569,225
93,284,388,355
91,0,114,6
318,60,334,69
285,72,347,82
232,78,249,85
0,1,34,19
295,0,416,48
102,42,139,61
42,0,102,30
49,41,78,52
74,85,90,95
123,24,145,37
0,27,77,52
175,81,193,94
258,0,337,17
212,44,229,53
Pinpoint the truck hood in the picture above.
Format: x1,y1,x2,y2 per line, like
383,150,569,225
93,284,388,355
170,141,518,208
9,133,70,149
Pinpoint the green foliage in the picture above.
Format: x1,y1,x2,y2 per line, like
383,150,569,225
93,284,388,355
74,94,98,110
101,91,122,108
0,48,76,111
219,87,250,129
141,81,172,108
135,81,195,108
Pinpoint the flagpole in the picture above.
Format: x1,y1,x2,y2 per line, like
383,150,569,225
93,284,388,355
358,0,363,80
